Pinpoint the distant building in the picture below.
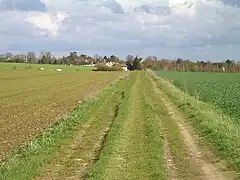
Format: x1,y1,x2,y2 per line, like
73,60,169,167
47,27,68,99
105,62,114,67
121,64,128,71
84,62,95,67
84,64,95,67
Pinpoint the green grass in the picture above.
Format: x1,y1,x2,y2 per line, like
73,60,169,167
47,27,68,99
152,73,240,174
157,71,240,120
145,73,200,179
0,75,129,180
85,72,138,179
0,62,94,71
86,71,167,180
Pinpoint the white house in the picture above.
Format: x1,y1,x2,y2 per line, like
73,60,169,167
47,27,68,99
104,61,128,71
121,65,128,71
111,63,128,71
105,62,114,67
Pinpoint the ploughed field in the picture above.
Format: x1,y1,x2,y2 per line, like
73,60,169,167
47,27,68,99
0,68,125,160
157,71,240,120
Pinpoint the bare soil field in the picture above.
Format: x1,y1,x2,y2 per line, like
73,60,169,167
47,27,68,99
0,70,125,160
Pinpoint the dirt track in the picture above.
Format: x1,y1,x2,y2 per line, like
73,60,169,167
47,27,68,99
149,74,235,180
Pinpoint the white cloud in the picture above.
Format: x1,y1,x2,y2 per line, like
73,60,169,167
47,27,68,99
1,0,240,60
25,12,68,37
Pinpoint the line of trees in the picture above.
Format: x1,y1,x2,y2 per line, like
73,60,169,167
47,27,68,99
141,57,240,72
0,52,125,66
1,52,240,72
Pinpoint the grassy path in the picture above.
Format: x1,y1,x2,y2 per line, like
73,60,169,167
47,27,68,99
86,71,167,180
147,72,237,180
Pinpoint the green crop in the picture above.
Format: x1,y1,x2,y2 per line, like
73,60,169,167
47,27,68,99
157,71,240,120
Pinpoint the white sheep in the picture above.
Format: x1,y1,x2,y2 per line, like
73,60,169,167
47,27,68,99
56,68,62,72
222,67,225,72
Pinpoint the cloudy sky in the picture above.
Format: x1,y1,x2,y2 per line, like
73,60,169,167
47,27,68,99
0,0,240,60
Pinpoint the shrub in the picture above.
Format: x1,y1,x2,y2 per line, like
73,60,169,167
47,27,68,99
111,64,124,71
94,64,123,71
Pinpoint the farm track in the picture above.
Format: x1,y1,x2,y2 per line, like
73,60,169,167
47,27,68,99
87,71,234,180
86,71,167,180
1,70,237,180
0,71,125,161
147,73,235,180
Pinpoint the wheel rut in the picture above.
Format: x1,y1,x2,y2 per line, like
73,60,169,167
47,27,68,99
148,73,235,180
34,89,124,180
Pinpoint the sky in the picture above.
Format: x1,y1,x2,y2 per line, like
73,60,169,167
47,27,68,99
0,0,240,61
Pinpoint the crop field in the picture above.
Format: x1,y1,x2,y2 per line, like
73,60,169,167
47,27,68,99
0,67,125,160
157,71,240,120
